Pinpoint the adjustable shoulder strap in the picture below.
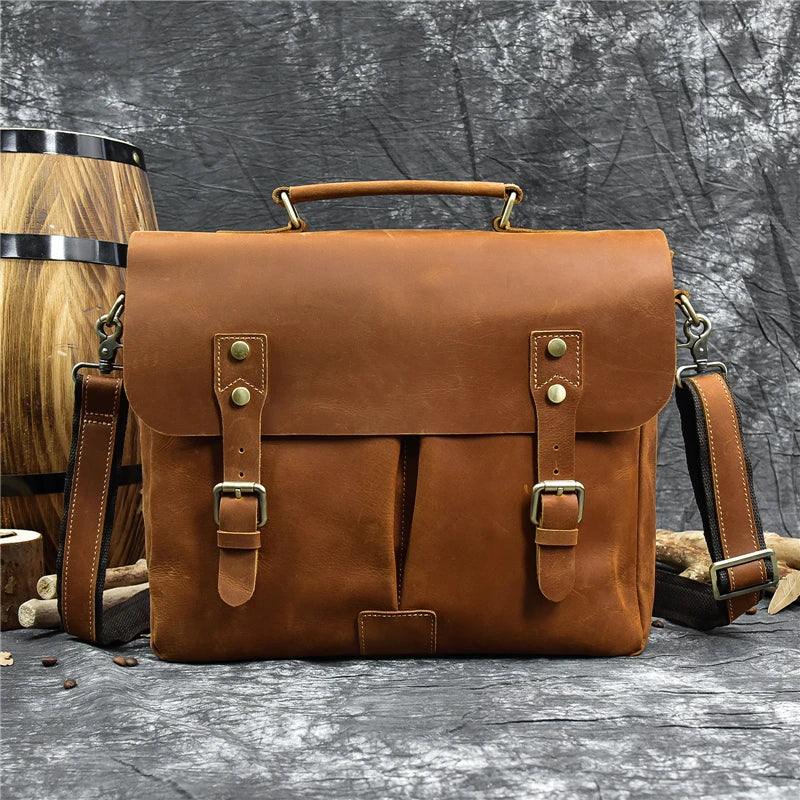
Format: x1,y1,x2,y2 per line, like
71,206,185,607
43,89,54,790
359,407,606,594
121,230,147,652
654,371,777,629
56,373,149,645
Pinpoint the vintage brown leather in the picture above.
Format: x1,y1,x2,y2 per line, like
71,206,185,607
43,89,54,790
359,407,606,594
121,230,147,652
57,374,126,642
273,179,522,204
120,218,675,661
684,373,766,619
56,181,778,661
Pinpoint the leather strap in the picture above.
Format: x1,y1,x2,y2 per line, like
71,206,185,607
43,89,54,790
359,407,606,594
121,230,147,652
272,180,522,205
654,371,775,628
529,331,584,602
56,374,149,644
212,334,269,607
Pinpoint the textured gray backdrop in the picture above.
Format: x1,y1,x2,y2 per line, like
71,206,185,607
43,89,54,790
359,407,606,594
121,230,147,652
2,0,798,536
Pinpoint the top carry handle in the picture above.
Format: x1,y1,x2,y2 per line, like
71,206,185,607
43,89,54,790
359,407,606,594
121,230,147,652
272,180,524,231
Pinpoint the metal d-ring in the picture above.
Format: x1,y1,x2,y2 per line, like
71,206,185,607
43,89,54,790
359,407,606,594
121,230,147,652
278,191,303,229
497,190,518,230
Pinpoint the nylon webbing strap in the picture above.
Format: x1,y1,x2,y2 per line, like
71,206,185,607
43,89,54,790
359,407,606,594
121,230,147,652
654,371,776,629
56,374,149,645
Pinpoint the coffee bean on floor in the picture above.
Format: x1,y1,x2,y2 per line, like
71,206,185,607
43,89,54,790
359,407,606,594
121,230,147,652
746,606,758,615
41,657,58,667
112,656,128,667
63,679,77,690
651,619,665,628
124,657,138,667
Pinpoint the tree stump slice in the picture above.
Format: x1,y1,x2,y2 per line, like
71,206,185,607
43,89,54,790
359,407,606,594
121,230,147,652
0,529,44,630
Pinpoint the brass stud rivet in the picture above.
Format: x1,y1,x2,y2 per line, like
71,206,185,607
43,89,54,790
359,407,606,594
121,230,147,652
231,386,251,407
547,383,567,404
132,152,141,165
547,337,567,357
230,340,250,361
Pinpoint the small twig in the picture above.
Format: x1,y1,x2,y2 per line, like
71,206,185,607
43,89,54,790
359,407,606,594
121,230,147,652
36,559,148,600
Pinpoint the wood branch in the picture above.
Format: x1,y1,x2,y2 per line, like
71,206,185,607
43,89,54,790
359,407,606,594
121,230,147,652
17,582,149,629
36,558,148,600
656,529,711,581
656,530,798,588
764,532,800,569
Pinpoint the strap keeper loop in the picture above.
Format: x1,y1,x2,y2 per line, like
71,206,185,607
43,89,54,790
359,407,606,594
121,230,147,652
217,530,262,550
535,528,579,547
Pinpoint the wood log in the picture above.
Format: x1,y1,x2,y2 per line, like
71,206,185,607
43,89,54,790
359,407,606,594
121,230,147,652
36,558,148,600
17,582,149,629
0,131,158,571
1,529,44,630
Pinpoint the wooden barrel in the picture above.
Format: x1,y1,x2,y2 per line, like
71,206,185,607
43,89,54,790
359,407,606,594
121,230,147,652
0,129,158,572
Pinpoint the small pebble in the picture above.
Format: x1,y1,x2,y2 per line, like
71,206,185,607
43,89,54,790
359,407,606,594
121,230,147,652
651,619,665,628
746,606,758,615
63,679,77,690
41,657,58,667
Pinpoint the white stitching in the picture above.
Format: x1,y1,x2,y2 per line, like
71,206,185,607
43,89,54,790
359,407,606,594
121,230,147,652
359,612,436,655
87,377,121,637
713,374,764,575
692,378,734,620
215,335,266,393
63,376,120,637
693,376,765,619
532,332,582,389
62,376,90,630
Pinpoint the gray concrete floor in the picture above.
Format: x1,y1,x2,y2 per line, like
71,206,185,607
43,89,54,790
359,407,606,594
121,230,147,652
2,603,799,799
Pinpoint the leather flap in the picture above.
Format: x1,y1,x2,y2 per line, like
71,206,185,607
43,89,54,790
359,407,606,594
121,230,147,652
124,229,675,436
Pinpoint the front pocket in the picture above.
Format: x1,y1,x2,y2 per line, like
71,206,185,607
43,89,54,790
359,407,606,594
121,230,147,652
398,431,648,656
144,428,402,661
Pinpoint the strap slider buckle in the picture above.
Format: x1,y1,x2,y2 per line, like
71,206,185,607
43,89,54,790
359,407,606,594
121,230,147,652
530,480,585,526
709,548,779,601
213,482,267,527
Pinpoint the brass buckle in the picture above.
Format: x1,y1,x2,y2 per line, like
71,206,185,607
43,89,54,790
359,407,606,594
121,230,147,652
530,480,585,526
709,548,779,601
213,482,268,527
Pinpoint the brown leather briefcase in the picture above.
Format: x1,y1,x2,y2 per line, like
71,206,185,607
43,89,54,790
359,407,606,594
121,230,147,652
56,180,778,661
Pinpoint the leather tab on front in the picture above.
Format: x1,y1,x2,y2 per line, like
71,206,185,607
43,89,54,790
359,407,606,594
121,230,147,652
357,610,437,657
213,334,268,607
536,493,580,602
217,530,262,550
217,496,259,606
529,331,584,603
